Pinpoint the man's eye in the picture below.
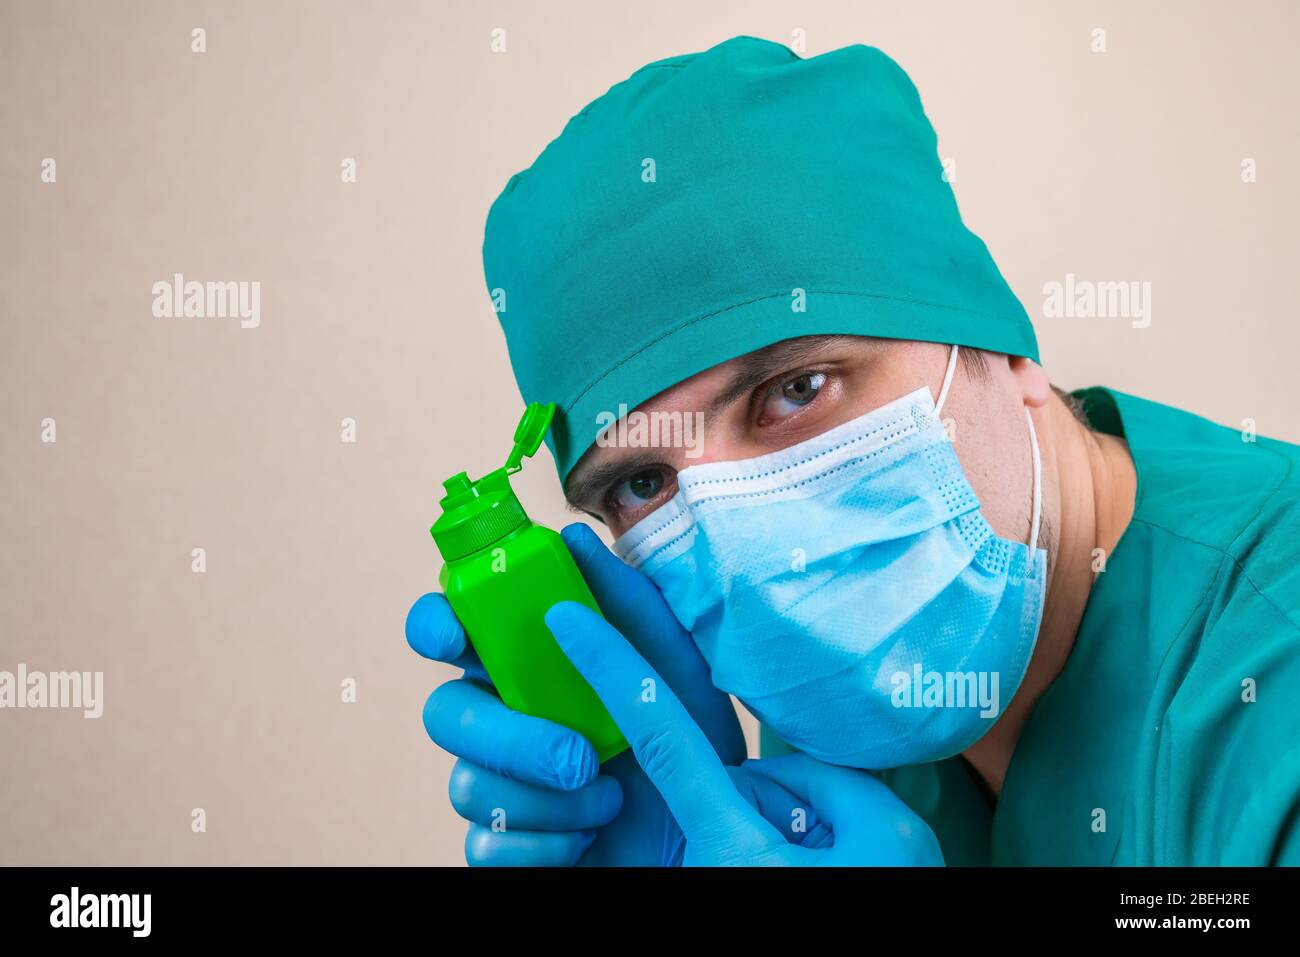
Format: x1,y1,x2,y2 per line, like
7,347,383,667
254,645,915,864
761,371,827,420
609,467,667,512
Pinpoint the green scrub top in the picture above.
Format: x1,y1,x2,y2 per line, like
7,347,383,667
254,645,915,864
760,387,1300,865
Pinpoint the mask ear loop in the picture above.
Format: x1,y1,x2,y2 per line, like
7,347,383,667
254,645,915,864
1026,408,1043,551
934,343,1042,552
933,344,960,420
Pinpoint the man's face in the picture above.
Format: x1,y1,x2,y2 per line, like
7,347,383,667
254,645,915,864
565,335,1051,553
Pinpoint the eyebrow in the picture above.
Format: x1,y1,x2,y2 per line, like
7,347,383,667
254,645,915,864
563,334,860,512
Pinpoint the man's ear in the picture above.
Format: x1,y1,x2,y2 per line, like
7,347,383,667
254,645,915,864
1009,356,1052,408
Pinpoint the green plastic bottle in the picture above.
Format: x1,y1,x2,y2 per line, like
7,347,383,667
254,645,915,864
430,403,629,764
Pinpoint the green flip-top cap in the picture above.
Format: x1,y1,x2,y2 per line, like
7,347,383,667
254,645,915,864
430,403,556,561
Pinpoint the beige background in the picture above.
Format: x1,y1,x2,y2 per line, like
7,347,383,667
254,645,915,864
1,0,1296,865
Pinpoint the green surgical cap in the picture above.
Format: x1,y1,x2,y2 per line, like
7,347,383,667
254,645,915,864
483,35,1037,485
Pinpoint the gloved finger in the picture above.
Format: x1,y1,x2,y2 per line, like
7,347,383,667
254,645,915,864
561,523,745,761
448,757,623,831
544,600,777,849
725,764,833,849
423,678,601,791
464,822,597,867
740,755,943,864
405,592,485,678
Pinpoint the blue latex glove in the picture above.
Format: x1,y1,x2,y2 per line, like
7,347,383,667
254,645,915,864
406,522,748,865
544,600,946,866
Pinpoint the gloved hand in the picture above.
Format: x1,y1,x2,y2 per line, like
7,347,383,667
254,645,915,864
544,600,946,866
406,522,748,866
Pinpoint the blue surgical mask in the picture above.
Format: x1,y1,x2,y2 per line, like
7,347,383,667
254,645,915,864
613,346,1047,769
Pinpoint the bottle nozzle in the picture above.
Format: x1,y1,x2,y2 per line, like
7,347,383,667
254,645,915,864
430,405,557,558
442,472,474,497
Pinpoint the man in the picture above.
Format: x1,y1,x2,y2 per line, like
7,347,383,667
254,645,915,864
405,36,1300,865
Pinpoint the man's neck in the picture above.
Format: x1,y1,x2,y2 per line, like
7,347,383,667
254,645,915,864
961,393,1137,798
